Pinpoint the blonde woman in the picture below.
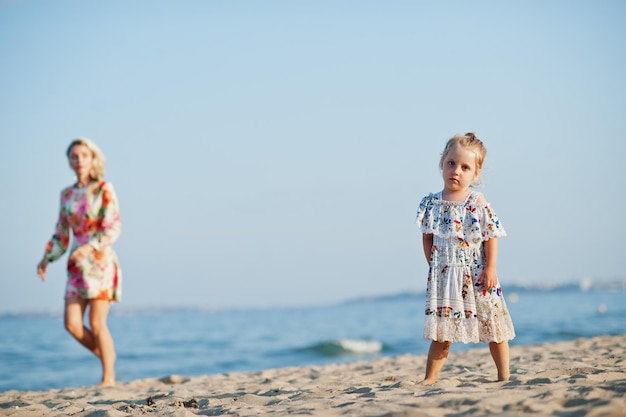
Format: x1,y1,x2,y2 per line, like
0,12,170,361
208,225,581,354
37,138,122,387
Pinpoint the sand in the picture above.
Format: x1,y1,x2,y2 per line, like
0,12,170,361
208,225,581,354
1,334,625,417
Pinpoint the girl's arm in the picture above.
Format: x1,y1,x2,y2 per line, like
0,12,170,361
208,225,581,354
422,233,433,263
479,237,499,291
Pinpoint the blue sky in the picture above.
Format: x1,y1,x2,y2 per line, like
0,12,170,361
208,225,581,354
1,1,624,313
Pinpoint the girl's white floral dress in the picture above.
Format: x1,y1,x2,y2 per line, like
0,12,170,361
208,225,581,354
416,190,515,343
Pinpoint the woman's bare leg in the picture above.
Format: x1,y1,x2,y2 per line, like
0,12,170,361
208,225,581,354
422,341,451,385
89,299,116,386
64,298,101,357
489,341,510,381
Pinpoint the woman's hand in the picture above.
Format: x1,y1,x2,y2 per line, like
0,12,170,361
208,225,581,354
37,258,48,281
69,244,94,264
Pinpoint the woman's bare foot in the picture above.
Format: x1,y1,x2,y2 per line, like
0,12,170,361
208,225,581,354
96,378,116,387
418,379,437,386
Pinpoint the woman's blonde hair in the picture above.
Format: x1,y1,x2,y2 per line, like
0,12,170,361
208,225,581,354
66,137,106,182
439,132,487,185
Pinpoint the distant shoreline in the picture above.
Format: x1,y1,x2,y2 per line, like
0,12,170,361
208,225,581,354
2,277,625,317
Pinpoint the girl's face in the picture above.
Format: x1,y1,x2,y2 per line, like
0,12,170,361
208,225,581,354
441,144,479,194
68,144,93,180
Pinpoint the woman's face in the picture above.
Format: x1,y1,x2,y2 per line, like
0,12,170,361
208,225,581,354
68,144,93,180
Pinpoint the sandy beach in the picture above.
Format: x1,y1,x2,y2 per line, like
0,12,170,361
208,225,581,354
1,334,624,417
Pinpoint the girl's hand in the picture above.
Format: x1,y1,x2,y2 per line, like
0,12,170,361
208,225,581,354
37,258,48,281
69,244,94,263
479,266,498,292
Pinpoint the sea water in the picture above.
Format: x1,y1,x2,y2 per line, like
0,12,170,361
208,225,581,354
1,285,624,392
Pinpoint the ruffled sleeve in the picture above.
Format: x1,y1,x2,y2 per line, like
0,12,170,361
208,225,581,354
416,193,440,234
476,202,506,241
415,192,506,242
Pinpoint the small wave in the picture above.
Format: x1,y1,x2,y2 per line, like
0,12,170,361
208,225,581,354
300,339,383,357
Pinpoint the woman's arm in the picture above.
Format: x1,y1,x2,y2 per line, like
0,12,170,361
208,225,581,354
38,194,71,280
87,182,122,251
44,201,71,262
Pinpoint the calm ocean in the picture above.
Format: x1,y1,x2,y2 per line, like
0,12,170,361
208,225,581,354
1,283,624,392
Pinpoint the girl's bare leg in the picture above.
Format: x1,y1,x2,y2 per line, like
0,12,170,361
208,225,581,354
422,341,451,385
89,299,116,386
489,341,510,381
64,298,101,357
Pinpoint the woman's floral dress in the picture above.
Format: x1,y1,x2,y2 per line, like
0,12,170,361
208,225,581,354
44,181,122,301
416,191,515,343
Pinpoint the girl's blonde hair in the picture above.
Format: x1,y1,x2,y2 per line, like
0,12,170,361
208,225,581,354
66,137,106,182
439,132,487,170
439,132,487,185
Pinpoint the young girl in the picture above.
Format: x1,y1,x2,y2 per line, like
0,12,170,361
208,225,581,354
416,132,515,385
37,138,122,387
